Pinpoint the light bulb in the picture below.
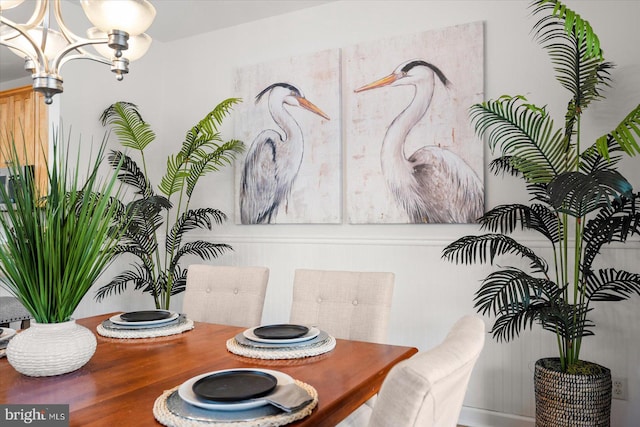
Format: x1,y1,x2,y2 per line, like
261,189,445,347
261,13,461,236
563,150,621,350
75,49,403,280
80,0,156,36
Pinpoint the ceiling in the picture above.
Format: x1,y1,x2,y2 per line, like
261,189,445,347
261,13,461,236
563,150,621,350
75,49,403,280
0,0,332,83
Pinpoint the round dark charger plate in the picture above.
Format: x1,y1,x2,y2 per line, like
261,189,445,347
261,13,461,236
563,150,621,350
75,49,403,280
120,310,172,322
192,370,278,402
253,324,309,340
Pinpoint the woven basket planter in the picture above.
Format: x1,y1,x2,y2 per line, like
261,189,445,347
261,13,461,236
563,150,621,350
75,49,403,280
534,358,612,427
7,320,96,377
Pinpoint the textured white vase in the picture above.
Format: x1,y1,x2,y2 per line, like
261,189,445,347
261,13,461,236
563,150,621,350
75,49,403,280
7,319,97,377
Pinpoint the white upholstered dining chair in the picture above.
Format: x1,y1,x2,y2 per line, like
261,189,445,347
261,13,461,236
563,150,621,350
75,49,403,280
343,315,486,427
288,269,395,343
182,265,269,327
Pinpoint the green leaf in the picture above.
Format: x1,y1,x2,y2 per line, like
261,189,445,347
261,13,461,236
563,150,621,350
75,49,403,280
100,102,155,151
596,104,640,159
442,233,548,274
108,150,154,197
548,170,633,217
585,268,640,302
0,132,124,322
470,96,571,183
166,208,227,256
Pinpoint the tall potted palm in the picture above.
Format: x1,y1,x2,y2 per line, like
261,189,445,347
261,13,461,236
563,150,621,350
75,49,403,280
442,0,640,425
1,133,123,376
94,100,244,310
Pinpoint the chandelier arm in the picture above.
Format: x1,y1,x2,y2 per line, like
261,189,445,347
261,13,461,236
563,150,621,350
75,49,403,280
52,0,81,45
57,52,112,72
51,37,112,73
0,0,47,40
0,18,47,72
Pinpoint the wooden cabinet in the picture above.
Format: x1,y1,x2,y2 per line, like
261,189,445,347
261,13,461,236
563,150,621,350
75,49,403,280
0,85,48,194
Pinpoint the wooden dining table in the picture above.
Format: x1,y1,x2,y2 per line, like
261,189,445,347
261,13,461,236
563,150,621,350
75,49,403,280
0,313,417,427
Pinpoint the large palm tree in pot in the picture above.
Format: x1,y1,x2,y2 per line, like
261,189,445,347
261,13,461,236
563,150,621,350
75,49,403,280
442,1,640,425
94,100,244,310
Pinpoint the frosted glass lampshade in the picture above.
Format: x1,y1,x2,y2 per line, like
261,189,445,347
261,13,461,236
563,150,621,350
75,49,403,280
8,27,67,60
86,27,152,62
0,0,26,9
80,0,156,36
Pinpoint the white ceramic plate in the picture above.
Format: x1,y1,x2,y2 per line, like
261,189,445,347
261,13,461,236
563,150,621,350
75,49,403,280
243,326,320,344
109,311,179,326
0,327,16,341
178,368,293,411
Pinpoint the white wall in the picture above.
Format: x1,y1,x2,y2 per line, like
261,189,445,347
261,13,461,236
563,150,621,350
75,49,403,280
10,1,640,425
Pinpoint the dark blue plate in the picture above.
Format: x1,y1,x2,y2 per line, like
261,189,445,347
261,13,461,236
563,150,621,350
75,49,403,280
120,310,172,322
192,370,278,402
253,324,309,340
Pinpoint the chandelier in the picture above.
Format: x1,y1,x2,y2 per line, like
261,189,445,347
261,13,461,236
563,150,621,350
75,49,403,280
0,0,156,104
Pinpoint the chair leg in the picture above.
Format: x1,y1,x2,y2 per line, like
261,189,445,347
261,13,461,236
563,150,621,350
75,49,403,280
0,322,8,328
20,319,30,329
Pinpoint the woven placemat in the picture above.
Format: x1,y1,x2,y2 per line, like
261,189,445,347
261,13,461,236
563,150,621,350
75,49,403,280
153,380,317,427
226,336,336,360
96,318,194,339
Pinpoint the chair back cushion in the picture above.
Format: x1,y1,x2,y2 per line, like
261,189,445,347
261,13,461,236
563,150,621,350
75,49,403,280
368,315,485,427
183,265,269,327
289,269,394,343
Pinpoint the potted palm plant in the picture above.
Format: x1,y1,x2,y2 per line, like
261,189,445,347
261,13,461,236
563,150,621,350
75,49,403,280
1,132,123,377
442,0,640,425
94,99,244,310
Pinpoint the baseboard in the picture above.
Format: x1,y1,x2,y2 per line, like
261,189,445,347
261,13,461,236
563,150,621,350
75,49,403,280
459,406,535,427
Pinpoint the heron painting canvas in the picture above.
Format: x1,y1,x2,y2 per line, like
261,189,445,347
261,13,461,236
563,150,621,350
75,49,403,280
345,22,485,224
234,49,340,224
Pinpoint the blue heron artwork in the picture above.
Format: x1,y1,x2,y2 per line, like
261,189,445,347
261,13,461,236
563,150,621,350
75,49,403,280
234,49,341,224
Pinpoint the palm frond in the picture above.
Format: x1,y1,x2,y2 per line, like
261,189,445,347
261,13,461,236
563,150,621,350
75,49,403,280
585,268,640,302
581,135,623,174
100,102,155,151
532,0,607,89
531,0,612,143
160,100,244,199
166,208,227,255
470,95,570,183
596,104,640,159
490,301,547,342
548,170,633,217
108,150,154,197
475,267,556,317
533,0,602,60
442,233,548,274
158,154,190,197
94,264,151,302
480,268,560,342
488,156,520,177
124,196,171,247
195,98,242,137
170,265,188,295
539,301,594,341
170,241,232,272
582,193,640,271
186,139,244,197
479,203,559,243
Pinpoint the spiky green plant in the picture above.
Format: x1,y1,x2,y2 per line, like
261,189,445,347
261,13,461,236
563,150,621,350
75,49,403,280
95,99,244,310
442,0,640,372
0,132,123,323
